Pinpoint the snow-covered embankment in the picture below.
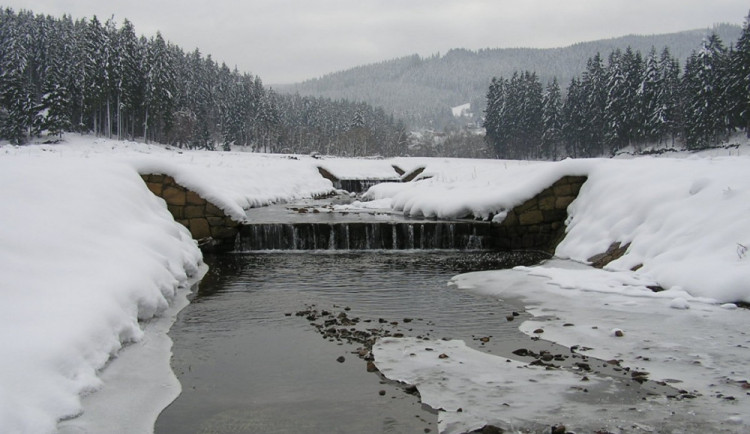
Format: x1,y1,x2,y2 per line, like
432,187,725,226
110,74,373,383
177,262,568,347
0,157,203,433
369,153,750,432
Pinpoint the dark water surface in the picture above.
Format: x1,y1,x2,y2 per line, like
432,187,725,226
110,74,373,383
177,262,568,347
156,251,546,434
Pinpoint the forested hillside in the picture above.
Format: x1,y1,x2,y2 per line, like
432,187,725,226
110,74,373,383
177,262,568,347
483,13,750,160
285,24,742,130
0,8,408,156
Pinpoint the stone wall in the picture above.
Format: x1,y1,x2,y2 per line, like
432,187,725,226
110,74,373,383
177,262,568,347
140,174,240,252
495,175,587,252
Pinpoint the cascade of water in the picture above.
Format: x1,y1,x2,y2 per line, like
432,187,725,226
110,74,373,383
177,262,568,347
236,221,495,251
292,225,299,250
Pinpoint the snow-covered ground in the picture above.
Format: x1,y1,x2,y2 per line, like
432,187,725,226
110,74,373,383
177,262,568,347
2,135,749,433
0,137,337,433
368,141,750,432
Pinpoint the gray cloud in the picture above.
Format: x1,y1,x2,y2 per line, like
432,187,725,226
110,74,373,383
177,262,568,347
8,1,750,83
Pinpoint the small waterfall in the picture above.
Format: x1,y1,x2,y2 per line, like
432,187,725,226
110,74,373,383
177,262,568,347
236,221,497,251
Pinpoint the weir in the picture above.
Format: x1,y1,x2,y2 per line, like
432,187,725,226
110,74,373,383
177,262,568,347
237,221,493,251
234,175,588,253
235,195,495,251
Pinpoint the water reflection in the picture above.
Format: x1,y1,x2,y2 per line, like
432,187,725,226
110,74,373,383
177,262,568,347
157,251,545,433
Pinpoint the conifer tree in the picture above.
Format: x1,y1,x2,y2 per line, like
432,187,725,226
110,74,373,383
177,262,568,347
655,47,682,145
683,33,730,148
581,53,607,155
730,11,750,136
0,12,34,143
562,77,586,157
541,78,563,159
640,47,662,144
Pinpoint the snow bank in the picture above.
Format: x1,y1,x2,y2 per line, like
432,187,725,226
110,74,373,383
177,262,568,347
129,153,333,220
374,337,609,433
5,137,336,221
446,260,750,432
316,156,402,180
365,155,750,303
559,157,750,303
365,158,582,219
0,153,203,432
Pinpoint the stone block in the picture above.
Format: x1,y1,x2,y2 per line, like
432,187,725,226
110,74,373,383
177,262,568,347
167,204,184,219
144,174,164,183
207,216,225,227
537,187,554,198
186,191,206,205
205,202,225,216
538,196,556,211
145,182,163,195
162,186,187,206
184,205,206,219
500,211,518,226
522,233,535,248
514,199,537,213
211,226,238,239
189,218,212,239
543,209,567,222
553,183,573,196
519,210,544,225
555,196,576,209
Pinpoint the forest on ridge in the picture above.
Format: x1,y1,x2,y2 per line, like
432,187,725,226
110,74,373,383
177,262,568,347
0,8,409,156
483,12,750,160
2,7,749,160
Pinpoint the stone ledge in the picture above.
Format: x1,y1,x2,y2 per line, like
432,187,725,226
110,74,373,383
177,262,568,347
496,175,587,253
141,173,240,252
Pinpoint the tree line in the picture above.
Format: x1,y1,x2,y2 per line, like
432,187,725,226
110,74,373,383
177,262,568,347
0,8,408,156
483,12,750,159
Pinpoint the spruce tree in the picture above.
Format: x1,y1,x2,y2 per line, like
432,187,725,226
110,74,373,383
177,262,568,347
541,78,563,159
581,53,607,155
683,33,730,148
640,47,661,144
656,47,682,145
604,49,628,152
562,77,586,157
731,11,750,136
0,12,34,143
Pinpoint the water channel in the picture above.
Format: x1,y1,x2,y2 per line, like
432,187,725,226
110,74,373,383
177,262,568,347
155,196,679,433
155,250,549,433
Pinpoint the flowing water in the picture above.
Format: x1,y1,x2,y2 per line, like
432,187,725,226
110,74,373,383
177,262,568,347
155,251,548,433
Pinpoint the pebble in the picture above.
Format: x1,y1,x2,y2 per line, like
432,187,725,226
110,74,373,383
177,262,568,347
336,356,345,363
551,425,566,434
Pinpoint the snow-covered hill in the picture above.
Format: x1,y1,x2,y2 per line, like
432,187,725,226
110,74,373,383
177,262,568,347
1,135,749,432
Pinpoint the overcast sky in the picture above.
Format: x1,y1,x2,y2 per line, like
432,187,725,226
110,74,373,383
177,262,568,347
6,1,749,84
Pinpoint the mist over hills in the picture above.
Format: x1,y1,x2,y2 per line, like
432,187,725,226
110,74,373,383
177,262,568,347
281,24,741,130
